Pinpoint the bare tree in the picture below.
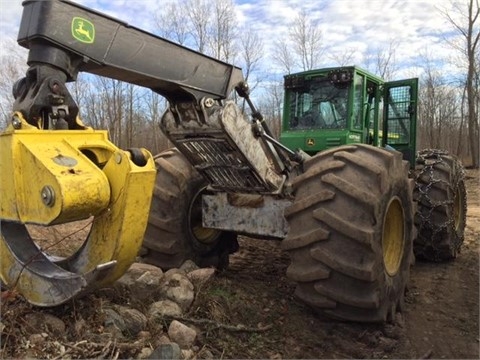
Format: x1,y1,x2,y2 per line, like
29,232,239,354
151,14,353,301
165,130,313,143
144,91,169,153
155,0,241,64
78,74,114,131
125,83,136,148
186,0,211,53
272,39,296,74
67,74,91,114
239,28,264,87
0,39,28,128
330,47,358,67
363,39,398,80
272,9,324,74
441,0,480,167
418,52,463,154
93,77,125,146
457,84,468,156
209,0,238,62
155,2,189,46
258,81,284,138
289,9,324,71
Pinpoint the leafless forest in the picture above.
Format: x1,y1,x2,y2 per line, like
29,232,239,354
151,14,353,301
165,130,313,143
0,0,478,167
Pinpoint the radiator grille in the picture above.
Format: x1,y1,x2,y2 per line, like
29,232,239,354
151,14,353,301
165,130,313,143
177,137,271,193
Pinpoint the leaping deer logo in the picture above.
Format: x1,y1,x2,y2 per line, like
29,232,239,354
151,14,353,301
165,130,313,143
72,17,95,44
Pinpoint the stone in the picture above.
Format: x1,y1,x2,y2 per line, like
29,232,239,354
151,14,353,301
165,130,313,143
167,320,197,349
74,318,86,336
156,334,172,346
44,313,66,336
24,312,66,337
148,300,183,322
137,347,153,359
148,343,181,360
114,305,147,335
120,263,164,283
159,273,194,311
200,349,215,359
137,331,151,340
181,349,195,359
29,333,45,345
179,260,199,273
384,323,402,339
378,336,397,352
103,308,126,332
165,268,186,277
114,262,164,299
187,268,215,289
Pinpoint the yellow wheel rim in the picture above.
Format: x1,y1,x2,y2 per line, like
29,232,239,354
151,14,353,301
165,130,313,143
382,197,405,276
189,187,221,245
192,225,221,244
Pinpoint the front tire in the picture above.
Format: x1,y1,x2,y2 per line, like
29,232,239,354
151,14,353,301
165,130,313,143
141,148,238,270
413,149,467,261
282,145,415,322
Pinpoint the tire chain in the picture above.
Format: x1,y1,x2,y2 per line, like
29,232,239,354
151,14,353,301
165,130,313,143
413,149,465,261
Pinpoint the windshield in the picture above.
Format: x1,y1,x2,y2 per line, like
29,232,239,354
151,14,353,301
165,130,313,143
288,79,349,130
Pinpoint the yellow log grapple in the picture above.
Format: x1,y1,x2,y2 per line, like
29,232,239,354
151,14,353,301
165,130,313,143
0,112,156,306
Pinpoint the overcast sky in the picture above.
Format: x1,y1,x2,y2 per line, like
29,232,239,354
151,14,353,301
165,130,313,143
0,0,466,81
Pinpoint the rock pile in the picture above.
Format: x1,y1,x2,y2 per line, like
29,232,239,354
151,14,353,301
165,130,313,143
22,261,217,359
111,261,217,359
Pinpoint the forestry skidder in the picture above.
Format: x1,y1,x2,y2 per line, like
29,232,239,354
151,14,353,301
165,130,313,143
0,0,466,323
279,67,467,262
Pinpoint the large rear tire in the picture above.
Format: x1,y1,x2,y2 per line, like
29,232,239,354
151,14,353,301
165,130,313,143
413,149,467,261
141,148,238,270
282,144,415,322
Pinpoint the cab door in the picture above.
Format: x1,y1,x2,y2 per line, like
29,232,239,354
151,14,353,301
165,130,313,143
383,78,418,167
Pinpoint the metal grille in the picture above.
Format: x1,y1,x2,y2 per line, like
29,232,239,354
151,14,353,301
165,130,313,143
387,86,411,144
177,137,271,193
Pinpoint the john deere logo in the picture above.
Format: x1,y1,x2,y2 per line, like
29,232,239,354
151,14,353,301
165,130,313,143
307,138,315,146
72,17,95,44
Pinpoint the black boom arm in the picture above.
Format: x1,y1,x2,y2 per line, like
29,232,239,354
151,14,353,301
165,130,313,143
14,0,244,127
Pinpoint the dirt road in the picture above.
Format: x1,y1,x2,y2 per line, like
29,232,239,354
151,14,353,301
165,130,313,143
398,168,479,359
